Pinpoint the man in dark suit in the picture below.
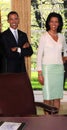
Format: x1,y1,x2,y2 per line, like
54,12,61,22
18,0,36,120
63,47,67,89
1,11,33,73
64,60,67,89
0,32,3,73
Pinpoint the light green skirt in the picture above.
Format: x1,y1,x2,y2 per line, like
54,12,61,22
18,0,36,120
42,64,64,100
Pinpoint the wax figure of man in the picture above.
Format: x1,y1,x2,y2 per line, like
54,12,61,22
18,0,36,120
63,50,67,88
0,32,3,73
64,62,67,86
2,11,33,73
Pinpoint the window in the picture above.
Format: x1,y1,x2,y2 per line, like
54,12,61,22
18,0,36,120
0,0,11,32
31,0,67,90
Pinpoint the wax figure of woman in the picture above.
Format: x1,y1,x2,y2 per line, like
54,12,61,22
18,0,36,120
37,12,66,114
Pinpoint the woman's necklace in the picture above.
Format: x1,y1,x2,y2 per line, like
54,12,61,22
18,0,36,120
49,31,58,37
48,31,58,42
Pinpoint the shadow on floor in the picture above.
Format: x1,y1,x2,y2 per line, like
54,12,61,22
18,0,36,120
36,102,67,115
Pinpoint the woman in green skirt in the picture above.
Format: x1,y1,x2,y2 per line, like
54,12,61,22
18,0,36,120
37,12,67,114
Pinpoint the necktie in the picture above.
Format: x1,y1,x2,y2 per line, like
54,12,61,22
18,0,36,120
14,30,18,43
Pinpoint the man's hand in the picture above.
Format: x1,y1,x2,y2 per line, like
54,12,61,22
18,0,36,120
11,47,17,52
23,42,30,48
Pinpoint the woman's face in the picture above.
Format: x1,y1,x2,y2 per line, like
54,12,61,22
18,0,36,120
49,17,59,32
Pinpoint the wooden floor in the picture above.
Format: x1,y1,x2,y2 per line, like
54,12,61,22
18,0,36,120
36,102,67,115
59,102,67,115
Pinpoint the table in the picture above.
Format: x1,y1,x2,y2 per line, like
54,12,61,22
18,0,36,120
0,115,67,130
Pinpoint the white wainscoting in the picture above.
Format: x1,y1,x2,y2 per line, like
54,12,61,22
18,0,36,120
33,90,67,102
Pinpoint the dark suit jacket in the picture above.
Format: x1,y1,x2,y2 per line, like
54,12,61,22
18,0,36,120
1,28,33,73
0,33,3,73
64,61,67,83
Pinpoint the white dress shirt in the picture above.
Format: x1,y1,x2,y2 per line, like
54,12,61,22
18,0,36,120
10,27,18,42
10,28,21,53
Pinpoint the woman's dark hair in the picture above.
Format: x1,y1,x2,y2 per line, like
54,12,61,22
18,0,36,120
7,11,19,20
45,12,63,32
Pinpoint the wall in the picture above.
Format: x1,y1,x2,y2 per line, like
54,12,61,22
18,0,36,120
11,0,31,77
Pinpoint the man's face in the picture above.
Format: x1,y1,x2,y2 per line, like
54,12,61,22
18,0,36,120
8,14,19,29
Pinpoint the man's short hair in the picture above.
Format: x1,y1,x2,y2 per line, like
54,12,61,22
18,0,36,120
7,11,19,20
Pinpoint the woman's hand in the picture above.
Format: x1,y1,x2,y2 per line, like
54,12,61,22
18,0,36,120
38,71,44,85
